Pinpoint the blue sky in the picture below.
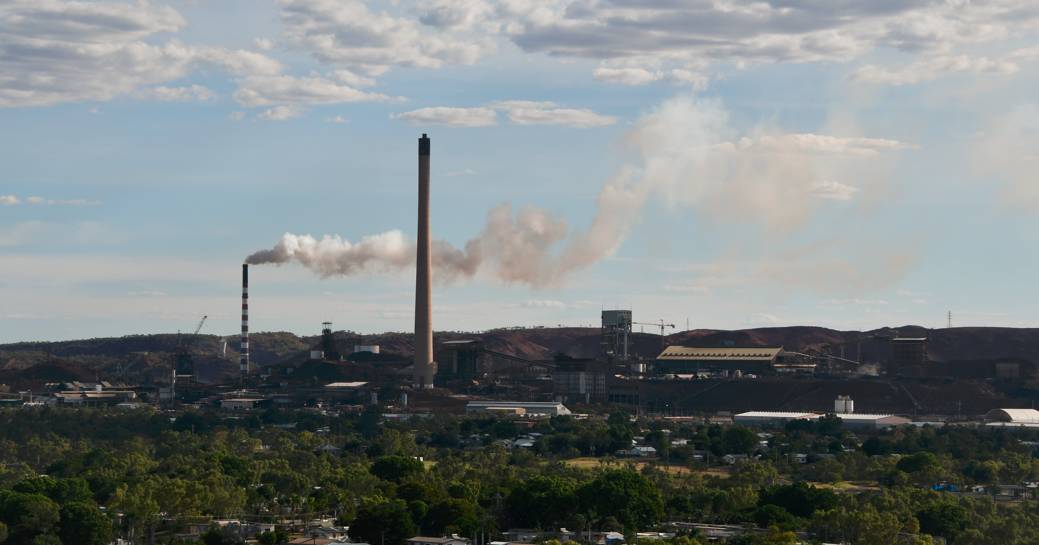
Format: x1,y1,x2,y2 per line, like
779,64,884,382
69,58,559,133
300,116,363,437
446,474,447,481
3,0,1039,342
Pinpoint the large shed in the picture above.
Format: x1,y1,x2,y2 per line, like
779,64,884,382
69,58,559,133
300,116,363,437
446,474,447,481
985,408,1039,424
655,346,783,375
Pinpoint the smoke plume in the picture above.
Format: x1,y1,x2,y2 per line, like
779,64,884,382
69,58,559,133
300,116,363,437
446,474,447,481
247,96,911,288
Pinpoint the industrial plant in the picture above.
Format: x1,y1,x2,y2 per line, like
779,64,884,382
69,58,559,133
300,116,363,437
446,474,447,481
2,134,1038,427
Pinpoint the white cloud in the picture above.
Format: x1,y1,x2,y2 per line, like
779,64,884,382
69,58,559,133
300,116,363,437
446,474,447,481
2,195,100,206
254,37,275,51
0,0,282,107
812,180,859,201
594,66,709,89
391,107,497,127
135,84,214,102
852,53,1025,86
418,0,491,30
490,100,616,128
258,105,303,121
522,299,566,309
229,111,246,121
325,115,349,124
390,101,616,129
280,0,491,74
233,74,392,107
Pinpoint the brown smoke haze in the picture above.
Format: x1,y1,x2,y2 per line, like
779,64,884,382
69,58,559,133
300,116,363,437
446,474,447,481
247,96,913,289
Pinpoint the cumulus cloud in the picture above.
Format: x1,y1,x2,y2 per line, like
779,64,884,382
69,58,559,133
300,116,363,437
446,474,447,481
0,0,282,107
26,196,101,206
280,0,492,74
594,66,708,89
258,105,304,121
135,84,215,102
233,74,392,107
489,101,616,128
2,195,100,206
852,54,1026,86
812,180,860,201
251,95,911,288
391,107,498,127
391,101,616,128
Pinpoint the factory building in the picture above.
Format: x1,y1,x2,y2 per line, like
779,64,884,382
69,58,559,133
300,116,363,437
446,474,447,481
553,358,609,403
655,346,784,375
466,401,571,417
601,310,633,361
734,410,910,429
436,340,485,383
985,408,1039,425
890,336,929,368
734,411,820,426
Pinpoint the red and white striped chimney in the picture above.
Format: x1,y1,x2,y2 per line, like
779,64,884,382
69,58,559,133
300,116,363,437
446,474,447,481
240,263,249,377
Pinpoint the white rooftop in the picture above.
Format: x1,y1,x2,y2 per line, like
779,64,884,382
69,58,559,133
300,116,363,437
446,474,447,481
736,411,819,419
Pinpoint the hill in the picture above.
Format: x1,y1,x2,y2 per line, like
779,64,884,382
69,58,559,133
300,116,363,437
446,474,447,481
2,325,1039,388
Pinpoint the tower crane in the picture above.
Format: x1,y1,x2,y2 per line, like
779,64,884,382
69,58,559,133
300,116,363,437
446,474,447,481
631,315,673,338
633,319,676,348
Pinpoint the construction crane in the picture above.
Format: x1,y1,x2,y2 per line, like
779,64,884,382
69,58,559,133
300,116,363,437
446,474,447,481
170,315,207,408
174,315,208,378
635,315,677,338
633,319,676,349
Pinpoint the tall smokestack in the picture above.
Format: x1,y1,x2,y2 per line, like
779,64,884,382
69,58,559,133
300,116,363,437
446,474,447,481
240,263,249,378
415,134,436,388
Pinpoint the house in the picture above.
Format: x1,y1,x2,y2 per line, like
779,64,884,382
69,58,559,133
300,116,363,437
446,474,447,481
408,536,471,545
615,446,657,458
220,398,266,411
722,454,749,465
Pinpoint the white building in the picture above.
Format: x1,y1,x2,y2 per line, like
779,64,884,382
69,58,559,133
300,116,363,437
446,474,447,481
734,411,910,429
985,408,1039,425
734,411,820,426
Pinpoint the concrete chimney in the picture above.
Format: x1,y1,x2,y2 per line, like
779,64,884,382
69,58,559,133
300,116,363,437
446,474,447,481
240,263,249,377
414,133,436,388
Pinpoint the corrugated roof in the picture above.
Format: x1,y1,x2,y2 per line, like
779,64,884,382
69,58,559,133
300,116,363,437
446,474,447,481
987,408,1039,423
735,411,819,419
325,381,368,388
657,346,783,361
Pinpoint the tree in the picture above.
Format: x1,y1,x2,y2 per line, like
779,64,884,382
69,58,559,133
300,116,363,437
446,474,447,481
758,482,837,519
58,502,111,545
0,492,60,545
258,529,289,545
349,500,417,545
577,470,663,531
721,427,758,455
201,527,245,545
506,475,578,528
370,456,425,483
0,521,7,544
917,502,969,541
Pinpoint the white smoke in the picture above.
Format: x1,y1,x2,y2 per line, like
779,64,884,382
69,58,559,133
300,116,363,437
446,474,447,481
247,95,911,287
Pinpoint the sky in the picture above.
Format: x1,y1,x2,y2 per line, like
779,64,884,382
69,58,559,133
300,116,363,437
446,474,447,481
3,0,1039,343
